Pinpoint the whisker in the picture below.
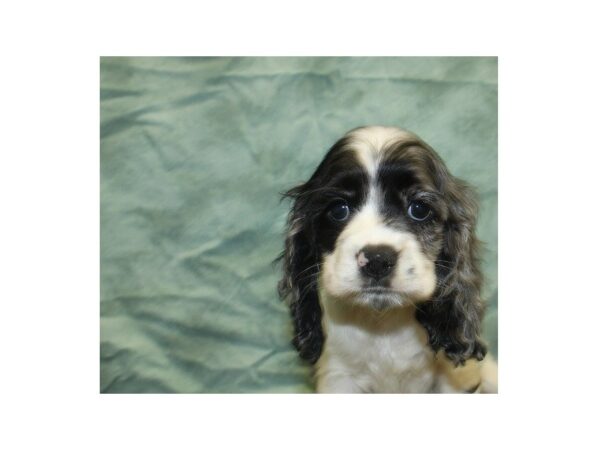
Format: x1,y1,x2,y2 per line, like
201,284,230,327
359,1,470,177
293,262,323,279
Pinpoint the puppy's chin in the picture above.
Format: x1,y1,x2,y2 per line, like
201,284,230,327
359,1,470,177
357,290,408,311
324,287,411,312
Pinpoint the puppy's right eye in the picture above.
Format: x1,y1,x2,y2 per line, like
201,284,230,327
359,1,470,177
407,201,432,221
327,201,350,222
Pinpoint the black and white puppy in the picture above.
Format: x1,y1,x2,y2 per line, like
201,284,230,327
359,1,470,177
279,126,497,393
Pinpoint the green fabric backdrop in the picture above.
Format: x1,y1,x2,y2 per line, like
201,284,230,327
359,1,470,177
100,57,497,393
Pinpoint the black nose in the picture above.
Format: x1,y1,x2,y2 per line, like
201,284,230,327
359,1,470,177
357,245,397,280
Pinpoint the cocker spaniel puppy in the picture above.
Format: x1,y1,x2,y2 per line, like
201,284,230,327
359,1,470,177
279,126,497,393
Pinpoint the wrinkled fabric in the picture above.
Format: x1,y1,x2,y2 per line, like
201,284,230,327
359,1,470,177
100,57,497,393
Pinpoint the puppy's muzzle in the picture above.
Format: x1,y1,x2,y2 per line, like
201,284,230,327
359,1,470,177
357,245,397,281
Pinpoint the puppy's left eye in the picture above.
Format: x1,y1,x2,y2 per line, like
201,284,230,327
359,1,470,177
328,201,350,222
407,201,432,221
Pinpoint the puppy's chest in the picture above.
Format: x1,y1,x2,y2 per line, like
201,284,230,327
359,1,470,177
322,314,436,392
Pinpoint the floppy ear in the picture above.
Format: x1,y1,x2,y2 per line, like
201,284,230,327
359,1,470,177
416,174,487,366
277,184,324,364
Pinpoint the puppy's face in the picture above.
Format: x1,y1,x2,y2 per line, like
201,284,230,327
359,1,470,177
281,125,485,364
308,127,451,310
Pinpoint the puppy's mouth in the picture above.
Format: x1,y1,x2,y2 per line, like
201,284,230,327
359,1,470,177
358,288,406,311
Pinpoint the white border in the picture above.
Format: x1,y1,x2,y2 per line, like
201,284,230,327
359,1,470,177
2,1,599,449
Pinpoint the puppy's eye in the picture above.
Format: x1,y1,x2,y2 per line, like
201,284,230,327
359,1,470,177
407,201,432,221
327,201,350,222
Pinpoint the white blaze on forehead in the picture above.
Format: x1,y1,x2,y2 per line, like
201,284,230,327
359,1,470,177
346,126,418,178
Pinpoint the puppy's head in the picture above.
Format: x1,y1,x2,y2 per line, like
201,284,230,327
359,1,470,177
279,126,486,365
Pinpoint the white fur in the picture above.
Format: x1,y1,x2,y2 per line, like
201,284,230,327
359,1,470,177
316,289,436,393
348,125,417,177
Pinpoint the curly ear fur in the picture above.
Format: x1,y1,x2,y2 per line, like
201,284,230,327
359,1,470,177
415,169,487,366
277,184,324,364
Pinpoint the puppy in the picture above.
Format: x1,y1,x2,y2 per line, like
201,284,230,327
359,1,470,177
279,126,497,393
